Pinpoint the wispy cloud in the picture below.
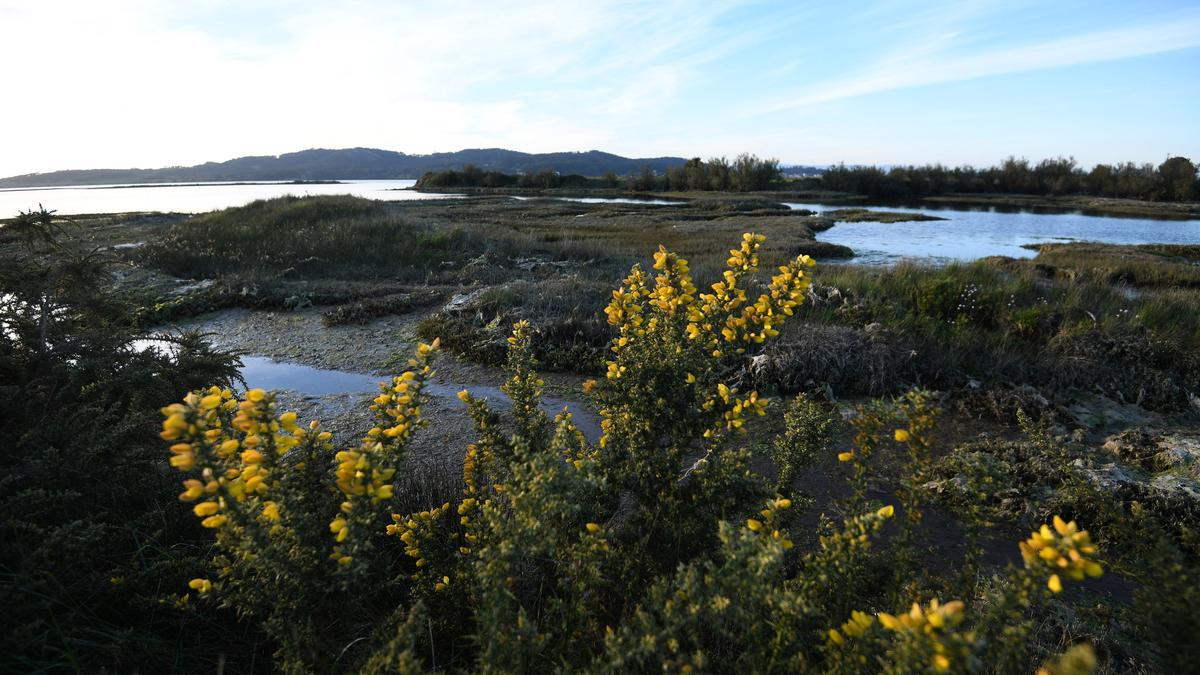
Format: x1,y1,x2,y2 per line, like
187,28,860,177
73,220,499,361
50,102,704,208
762,11,1200,112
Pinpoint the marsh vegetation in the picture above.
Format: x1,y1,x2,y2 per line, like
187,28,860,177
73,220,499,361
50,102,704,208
2,195,1199,672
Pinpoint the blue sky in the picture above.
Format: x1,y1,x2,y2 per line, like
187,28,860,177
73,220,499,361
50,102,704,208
0,0,1197,176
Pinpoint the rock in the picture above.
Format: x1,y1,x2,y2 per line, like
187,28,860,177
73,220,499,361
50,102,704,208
923,475,968,496
805,284,844,306
171,279,216,296
1150,475,1200,504
1071,459,1140,492
1102,429,1200,470
443,288,487,312
748,353,770,381
284,294,312,310
1158,433,1200,468
1065,395,1159,430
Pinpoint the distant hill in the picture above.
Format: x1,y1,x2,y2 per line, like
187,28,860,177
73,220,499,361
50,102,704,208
0,148,692,188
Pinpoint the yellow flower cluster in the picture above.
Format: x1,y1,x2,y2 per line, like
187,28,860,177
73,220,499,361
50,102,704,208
878,599,972,672
1019,516,1103,593
604,233,812,364
386,502,451,582
333,448,396,503
329,340,438,567
604,266,649,337
687,233,814,357
700,383,769,436
454,442,494,557
827,610,875,645
161,386,239,471
546,409,595,470
163,386,314,530
597,234,812,451
650,245,697,315
745,496,794,550
500,321,546,423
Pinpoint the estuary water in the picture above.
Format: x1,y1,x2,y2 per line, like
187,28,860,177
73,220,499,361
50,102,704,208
240,356,601,440
0,179,454,216
131,343,603,441
784,202,1200,264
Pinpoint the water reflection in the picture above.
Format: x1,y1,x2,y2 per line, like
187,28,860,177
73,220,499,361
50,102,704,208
0,180,459,216
510,195,682,206
239,356,601,442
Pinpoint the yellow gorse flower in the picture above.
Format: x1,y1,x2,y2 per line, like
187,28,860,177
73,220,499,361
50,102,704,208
827,609,876,645
387,502,452,583
162,385,306,534
330,340,438,568
878,598,965,634
878,598,973,672
743,495,794,549
599,233,812,447
1019,516,1103,592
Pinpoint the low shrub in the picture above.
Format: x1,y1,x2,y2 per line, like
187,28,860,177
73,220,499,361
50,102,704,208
321,289,445,326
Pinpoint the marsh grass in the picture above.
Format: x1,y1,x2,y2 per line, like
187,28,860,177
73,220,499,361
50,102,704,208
138,196,482,281
1020,242,1200,288
770,259,1200,409
126,196,1200,409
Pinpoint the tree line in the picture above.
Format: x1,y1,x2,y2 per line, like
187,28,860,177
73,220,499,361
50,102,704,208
415,153,783,193
415,164,596,189
817,156,1198,202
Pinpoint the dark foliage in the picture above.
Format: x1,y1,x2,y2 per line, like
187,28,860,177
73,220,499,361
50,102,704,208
819,156,1198,202
0,208,250,672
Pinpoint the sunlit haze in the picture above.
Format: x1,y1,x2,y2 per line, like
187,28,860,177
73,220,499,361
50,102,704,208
2,0,1198,177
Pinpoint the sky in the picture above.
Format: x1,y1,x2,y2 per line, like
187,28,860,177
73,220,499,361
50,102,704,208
1,0,1198,177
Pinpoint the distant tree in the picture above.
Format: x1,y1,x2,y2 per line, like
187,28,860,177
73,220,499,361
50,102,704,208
1158,156,1197,201
559,174,589,188
730,153,781,192
663,165,686,191
1033,157,1079,196
683,158,708,191
706,157,731,191
1086,164,1117,198
461,163,484,187
996,157,1033,194
602,172,619,188
814,155,1195,202
628,165,657,192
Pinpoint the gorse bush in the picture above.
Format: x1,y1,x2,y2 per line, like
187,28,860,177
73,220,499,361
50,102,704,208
165,234,1109,673
0,208,248,671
